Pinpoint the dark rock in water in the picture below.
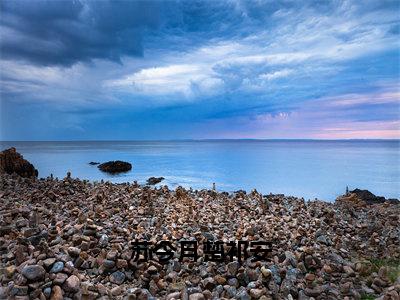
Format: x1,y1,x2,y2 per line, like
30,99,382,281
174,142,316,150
89,161,100,165
336,188,398,206
0,147,38,177
147,176,165,185
98,161,132,173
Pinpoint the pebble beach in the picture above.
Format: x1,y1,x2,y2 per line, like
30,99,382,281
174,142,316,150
1,172,399,300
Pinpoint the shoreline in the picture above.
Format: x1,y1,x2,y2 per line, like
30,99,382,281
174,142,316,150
1,173,399,299
1,142,399,202
34,174,400,204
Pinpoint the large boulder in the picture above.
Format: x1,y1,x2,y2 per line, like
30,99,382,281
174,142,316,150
0,147,38,177
98,160,132,173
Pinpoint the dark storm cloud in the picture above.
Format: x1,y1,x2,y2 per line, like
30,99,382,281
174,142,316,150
0,0,161,66
0,0,296,66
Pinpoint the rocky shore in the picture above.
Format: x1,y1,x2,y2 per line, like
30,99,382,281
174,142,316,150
0,148,38,178
0,173,399,300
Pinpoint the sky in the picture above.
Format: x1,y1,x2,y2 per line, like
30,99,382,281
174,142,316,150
0,0,399,140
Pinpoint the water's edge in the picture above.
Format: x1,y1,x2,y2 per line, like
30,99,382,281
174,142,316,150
1,140,399,201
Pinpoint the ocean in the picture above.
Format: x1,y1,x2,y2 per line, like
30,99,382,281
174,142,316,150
1,140,399,201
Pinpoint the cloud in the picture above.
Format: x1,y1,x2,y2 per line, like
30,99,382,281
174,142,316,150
105,64,223,97
259,69,294,81
198,85,400,139
314,121,400,139
326,90,400,107
0,0,399,140
0,0,162,66
103,0,399,102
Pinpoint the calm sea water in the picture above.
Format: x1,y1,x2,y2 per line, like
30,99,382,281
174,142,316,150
1,140,399,201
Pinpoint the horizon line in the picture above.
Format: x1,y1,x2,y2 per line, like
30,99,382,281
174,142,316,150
1,138,399,143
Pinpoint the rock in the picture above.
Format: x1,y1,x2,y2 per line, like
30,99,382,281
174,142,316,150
378,266,387,278
372,277,387,288
98,161,132,173
328,253,345,265
10,285,28,296
189,293,205,300
50,286,63,300
15,218,28,228
0,147,38,177
147,177,165,185
236,287,250,300
116,259,128,269
316,235,329,245
97,284,107,295
106,250,118,260
350,189,387,204
336,188,397,205
63,275,80,293
249,289,264,299
343,265,355,276
53,273,68,285
248,269,260,282
147,265,158,274
43,258,56,269
202,277,216,290
111,286,122,296
110,271,125,284
214,275,227,285
0,225,13,236
43,287,51,298
21,265,46,281
5,265,16,277
226,286,237,298
269,265,281,285
227,261,239,276
284,251,298,267
99,234,109,247
0,287,7,299
102,259,115,270
322,264,333,274
80,240,89,250
304,287,323,297
167,292,181,300
68,246,81,257
49,261,64,273
261,266,272,278
27,230,49,246
385,290,399,299
340,281,352,294
202,231,216,241
280,267,299,297
226,278,237,288
305,273,315,281
135,289,152,299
